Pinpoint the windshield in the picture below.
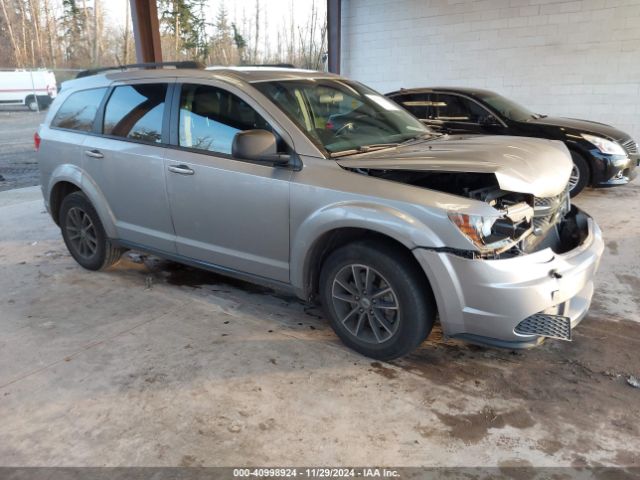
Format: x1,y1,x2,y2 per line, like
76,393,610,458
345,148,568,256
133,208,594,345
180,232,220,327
474,91,538,122
253,79,429,155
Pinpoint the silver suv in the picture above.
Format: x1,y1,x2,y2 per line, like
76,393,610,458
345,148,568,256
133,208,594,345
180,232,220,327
37,63,604,359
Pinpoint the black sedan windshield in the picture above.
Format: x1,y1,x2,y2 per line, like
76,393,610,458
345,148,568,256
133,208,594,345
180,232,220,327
474,91,537,122
254,79,428,154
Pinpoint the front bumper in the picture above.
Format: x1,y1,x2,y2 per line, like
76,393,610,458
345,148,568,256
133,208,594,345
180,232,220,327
413,207,604,348
593,153,638,187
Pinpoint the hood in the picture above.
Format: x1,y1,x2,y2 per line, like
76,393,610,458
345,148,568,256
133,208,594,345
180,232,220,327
528,116,629,140
336,135,572,198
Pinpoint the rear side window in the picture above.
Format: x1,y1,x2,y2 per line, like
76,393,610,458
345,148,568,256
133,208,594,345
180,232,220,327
103,84,167,144
432,94,488,123
394,93,432,120
51,88,107,131
178,84,273,155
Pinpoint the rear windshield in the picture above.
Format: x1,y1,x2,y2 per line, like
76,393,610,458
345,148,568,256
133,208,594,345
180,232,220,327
474,91,536,122
51,88,107,132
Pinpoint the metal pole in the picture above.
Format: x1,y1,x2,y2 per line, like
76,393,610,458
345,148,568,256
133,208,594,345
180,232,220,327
327,0,341,74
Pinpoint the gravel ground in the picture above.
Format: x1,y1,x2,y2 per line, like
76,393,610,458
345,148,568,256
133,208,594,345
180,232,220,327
0,107,46,192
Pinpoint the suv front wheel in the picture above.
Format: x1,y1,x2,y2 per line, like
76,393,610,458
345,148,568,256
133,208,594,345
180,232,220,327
59,191,123,270
320,241,435,360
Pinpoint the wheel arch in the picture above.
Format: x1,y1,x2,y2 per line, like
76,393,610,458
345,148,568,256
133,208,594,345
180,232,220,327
302,228,409,298
47,165,118,238
49,180,81,225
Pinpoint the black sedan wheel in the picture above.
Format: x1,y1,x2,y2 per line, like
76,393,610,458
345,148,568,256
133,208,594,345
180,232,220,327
569,151,589,197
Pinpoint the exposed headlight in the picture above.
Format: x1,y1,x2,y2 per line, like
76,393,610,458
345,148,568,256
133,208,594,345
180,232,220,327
448,211,531,255
581,134,626,155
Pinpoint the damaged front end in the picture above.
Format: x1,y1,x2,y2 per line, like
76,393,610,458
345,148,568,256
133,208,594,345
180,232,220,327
336,140,602,348
346,167,574,259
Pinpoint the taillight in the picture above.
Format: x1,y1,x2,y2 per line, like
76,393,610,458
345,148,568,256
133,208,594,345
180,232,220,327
34,132,41,151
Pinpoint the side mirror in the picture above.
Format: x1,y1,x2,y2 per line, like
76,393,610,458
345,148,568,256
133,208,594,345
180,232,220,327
232,129,290,166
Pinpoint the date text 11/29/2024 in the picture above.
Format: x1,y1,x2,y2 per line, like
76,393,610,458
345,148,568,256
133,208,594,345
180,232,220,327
233,468,400,478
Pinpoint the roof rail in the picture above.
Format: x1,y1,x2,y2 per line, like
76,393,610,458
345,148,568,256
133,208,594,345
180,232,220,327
76,61,205,79
243,63,296,68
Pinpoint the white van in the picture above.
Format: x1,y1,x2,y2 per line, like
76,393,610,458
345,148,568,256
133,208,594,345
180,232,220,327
0,69,57,111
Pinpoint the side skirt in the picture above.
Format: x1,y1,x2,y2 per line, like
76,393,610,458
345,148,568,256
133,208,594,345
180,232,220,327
112,239,298,298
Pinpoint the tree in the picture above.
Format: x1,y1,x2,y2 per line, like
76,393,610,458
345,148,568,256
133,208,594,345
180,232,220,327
209,3,236,65
231,22,246,64
0,0,24,67
158,0,203,60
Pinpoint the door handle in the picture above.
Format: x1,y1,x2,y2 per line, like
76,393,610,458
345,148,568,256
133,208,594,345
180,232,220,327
84,149,103,159
168,164,195,175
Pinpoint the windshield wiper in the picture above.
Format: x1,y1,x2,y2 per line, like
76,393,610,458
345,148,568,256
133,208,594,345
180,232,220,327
329,133,442,158
330,143,399,158
397,131,442,146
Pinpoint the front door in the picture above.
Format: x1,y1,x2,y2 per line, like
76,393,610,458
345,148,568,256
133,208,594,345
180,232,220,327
82,80,176,252
164,83,291,283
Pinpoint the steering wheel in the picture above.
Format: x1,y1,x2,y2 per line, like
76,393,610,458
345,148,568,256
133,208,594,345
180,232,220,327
335,122,357,137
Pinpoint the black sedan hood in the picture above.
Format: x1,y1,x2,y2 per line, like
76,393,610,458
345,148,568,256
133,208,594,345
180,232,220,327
528,116,629,140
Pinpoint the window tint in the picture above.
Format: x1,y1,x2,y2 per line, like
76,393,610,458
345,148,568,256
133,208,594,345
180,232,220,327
432,94,488,123
51,88,107,131
179,84,273,155
394,93,432,120
103,84,167,143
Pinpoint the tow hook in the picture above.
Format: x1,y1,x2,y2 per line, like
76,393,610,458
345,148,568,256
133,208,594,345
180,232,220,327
549,269,562,279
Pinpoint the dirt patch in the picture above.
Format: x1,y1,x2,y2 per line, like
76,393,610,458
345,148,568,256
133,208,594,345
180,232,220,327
369,361,399,379
435,406,534,444
606,240,619,255
614,449,640,467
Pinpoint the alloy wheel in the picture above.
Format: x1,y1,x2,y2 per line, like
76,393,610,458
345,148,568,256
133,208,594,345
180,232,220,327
65,207,98,259
568,164,580,191
331,264,400,344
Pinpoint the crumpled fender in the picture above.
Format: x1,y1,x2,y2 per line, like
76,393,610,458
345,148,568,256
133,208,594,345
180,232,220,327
290,200,442,296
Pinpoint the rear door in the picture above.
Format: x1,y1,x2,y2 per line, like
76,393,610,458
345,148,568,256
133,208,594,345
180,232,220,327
391,92,434,124
431,93,493,134
82,79,176,253
163,81,292,282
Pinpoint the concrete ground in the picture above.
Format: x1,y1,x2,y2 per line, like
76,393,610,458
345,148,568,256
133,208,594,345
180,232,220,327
1,182,639,468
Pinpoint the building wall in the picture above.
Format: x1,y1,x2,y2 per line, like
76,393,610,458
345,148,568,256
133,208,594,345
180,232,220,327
341,0,640,141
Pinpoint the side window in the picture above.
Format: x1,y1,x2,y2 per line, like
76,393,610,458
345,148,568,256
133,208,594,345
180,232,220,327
178,84,274,155
432,94,487,123
394,93,431,120
51,88,107,131
103,83,167,144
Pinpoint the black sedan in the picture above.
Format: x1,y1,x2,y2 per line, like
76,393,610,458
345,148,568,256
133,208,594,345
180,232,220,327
386,87,638,196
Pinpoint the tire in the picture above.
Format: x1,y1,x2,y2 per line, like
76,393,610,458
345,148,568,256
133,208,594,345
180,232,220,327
568,151,589,197
319,240,436,360
59,191,123,271
26,96,39,112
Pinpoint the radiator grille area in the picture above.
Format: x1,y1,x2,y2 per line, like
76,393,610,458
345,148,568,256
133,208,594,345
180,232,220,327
532,187,570,232
515,314,572,341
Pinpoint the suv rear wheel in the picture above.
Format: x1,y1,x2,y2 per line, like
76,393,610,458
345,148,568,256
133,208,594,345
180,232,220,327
59,191,123,270
320,241,435,360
